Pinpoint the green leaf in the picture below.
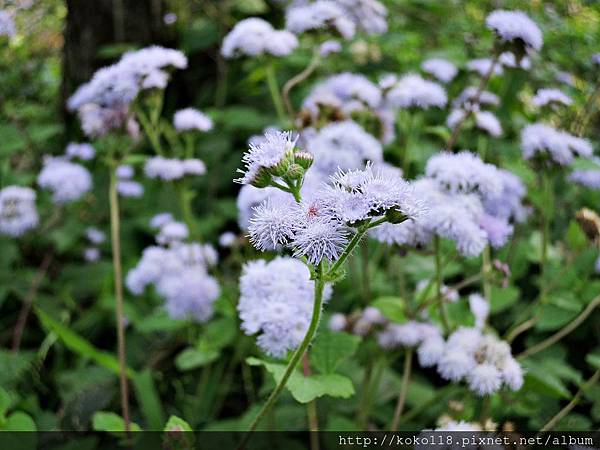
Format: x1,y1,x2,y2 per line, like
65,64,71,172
0,350,35,388
175,347,219,371
247,357,355,403
3,412,36,431
132,370,164,430
310,331,360,374
566,220,588,251
164,415,193,432
35,308,135,378
489,285,519,313
371,297,406,323
201,317,237,351
586,352,600,369
535,305,579,331
235,0,268,14
522,362,571,399
0,388,11,417
135,311,186,333
92,412,141,432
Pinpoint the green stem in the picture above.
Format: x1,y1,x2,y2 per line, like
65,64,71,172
327,226,369,278
238,263,326,449
265,62,287,125
175,182,199,240
539,172,554,305
390,348,413,431
109,164,131,433
482,245,492,305
434,236,450,333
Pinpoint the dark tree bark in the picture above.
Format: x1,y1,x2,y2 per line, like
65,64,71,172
61,0,167,112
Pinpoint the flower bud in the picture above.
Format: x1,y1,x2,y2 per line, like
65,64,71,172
294,151,314,170
251,167,272,188
286,163,304,180
385,208,408,224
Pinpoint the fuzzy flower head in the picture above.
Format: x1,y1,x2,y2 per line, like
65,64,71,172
126,242,219,322
68,46,187,136
173,108,213,132
221,18,298,59
521,123,593,166
421,58,458,83
145,157,206,180
453,87,500,110
235,130,297,185
238,257,332,357
467,58,504,77
334,0,388,35
306,121,383,176
570,169,600,190
86,227,106,245
426,151,502,197
532,88,572,108
486,10,543,54
0,10,16,37
0,186,38,237
385,74,447,110
156,221,189,246
38,158,92,204
65,142,96,161
435,328,523,396
286,1,356,39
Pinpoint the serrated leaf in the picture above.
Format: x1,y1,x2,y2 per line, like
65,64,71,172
371,297,406,323
247,357,354,403
92,412,141,432
310,331,360,374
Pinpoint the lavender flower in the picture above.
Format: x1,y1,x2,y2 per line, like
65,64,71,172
421,58,458,83
84,247,100,262
425,151,502,197
0,186,38,237
385,74,447,109
38,158,92,203
532,88,572,108
127,242,219,322
0,10,16,37
221,18,298,59
320,40,342,56
486,10,543,52
248,199,297,250
292,218,350,265
238,257,332,357
468,293,489,329
499,51,531,70
65,142,96,161
435,328,523,396
521,123,593,165
453,87,500,109
150,212,173,229
334,0,388,35
235,130,296,185
306,121,383,176
570,169,600,190
86,227,106,244
173,108,213,132
117,180,144,198
218,231,237,248
285,1,356,39
156,221,189,246
237,185,296,230
467,59,504,77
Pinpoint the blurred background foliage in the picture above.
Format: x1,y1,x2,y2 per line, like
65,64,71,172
1,0,600,438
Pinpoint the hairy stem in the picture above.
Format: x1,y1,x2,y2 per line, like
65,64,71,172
266,62,287,125
109,165,130,433
283,48,321,118
434,236,450,333
238,263,326,450
517,294,600,359
390,348,413,432
327,226,369,278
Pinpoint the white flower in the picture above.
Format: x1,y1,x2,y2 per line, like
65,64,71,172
531,88,572,108
221,18,298,59
486,9,543,52
173,108,213,132
38,158,92,204
421,58,458,83
386,73,447,109
0,186,38,237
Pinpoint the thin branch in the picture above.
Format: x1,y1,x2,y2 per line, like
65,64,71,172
446,52,500,150
539,369,600,433
517,294,600,359
282,48,321,118
390,348,413,432
12,253,53,352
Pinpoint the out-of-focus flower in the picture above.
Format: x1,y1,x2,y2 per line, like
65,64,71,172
385,74,447,109
221,18,298,59
173,108,213,132
531,88,572,108
521,123,593,165
38,157,92,204
0,186,38,237
421,58,458,83
486,10,543,53
65,142,96,161
286,1,355,39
